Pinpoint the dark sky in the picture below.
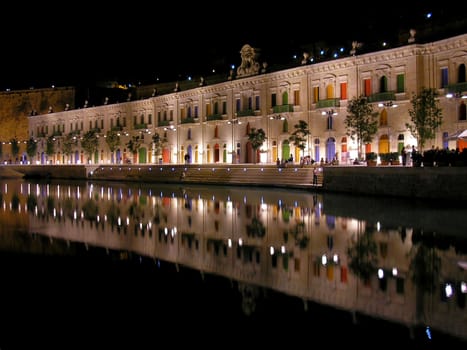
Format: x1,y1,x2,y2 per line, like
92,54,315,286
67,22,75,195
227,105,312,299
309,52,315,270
1,4,464,90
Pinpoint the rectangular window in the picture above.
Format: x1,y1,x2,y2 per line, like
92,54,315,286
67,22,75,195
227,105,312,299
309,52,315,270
396,74,405,93
294,90,300,105
364,79,371,96
235,98,241,112
222,101,227,114
441,68,449,88
194,106,198,117
255,96,260,110
340,82,347,100
313,87,319,103
271,93,277,107
248,97,252,110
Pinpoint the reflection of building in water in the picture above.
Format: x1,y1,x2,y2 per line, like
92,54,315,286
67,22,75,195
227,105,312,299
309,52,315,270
2,179,466,343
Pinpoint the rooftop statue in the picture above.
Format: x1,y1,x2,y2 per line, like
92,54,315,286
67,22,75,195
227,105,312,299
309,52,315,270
236,44,260,78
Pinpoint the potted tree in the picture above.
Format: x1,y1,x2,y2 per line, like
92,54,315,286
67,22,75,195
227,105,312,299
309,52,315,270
365,152,377,166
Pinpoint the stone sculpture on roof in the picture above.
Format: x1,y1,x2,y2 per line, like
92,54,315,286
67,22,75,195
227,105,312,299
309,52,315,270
236,44,260,78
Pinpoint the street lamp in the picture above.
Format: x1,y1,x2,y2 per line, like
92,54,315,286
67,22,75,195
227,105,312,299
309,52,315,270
378,101,398,108
164,125,177,164
228,118,241,163
321,109,338,163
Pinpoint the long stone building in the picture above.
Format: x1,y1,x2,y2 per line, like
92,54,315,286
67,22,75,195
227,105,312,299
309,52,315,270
20,32,467,166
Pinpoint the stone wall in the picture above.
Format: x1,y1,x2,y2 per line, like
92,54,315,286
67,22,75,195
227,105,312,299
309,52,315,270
0,86,75,162
322,166,467,201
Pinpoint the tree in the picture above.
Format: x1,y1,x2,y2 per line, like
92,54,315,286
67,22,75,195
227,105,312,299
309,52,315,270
406,87,443,152
62,133,77,163
126,135,142,163
247,127,267,164
26,137,37,163
46,136,55,161
81,130,99,164
288,120,310,160
10,137,20,162
344,95,379,160
105,129,121,163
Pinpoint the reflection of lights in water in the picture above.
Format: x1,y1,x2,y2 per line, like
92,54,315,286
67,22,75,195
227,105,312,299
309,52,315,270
426,326,432,340
445,283,454,298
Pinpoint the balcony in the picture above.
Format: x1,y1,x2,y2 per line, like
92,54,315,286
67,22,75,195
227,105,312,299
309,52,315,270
316,99,340,109
367,92,395,103
158,120,171,127
237,109,255,117
206,114,223,121
272,104,294,113
134,123,148,130
180,117,197,124
445,82,467,95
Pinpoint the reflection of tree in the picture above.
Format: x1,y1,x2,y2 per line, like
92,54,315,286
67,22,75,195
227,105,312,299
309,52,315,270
347,230,378,282
129,202,144,221
410,233,440,294
238,282,260,316
246,217,265,237
11,193,20,211
46,196,55,214
82,199,99,221
27,194,37,212
285,222,309,249
106,202,121,226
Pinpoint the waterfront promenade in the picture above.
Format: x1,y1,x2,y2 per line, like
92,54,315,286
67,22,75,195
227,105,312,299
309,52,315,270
1,163,467,201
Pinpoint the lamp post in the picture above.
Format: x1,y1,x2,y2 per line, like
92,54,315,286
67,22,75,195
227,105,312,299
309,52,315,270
269,115,285,163
321,109,338,163
228,118,241,163
164,125,177,164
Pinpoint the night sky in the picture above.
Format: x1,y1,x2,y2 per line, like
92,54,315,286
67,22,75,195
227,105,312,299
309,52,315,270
1,4,465,90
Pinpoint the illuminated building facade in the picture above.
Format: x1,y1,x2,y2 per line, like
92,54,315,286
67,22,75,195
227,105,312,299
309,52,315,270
27,33,467,165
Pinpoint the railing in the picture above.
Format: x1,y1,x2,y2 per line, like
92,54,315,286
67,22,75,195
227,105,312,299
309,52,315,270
367,92,395,103
316,99,340,109
272,104,294,113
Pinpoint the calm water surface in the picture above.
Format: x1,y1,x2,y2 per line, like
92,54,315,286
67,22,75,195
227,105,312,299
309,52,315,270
0,178,466,348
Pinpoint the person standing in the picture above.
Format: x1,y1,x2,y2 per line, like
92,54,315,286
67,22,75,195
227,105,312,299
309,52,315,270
401,147,407,166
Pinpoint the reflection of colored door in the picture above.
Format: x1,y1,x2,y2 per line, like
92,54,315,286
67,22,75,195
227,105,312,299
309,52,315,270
327,265,334,280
